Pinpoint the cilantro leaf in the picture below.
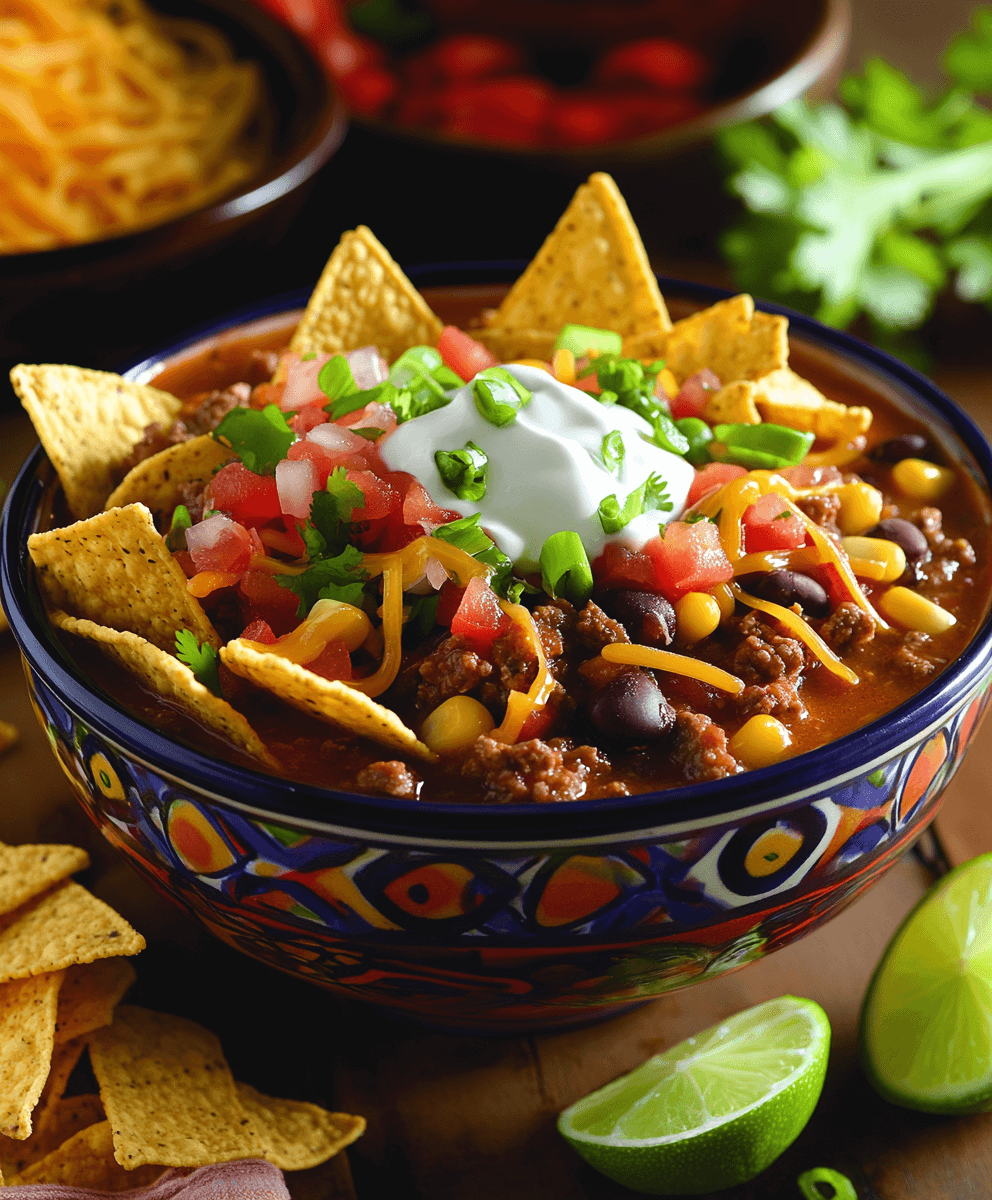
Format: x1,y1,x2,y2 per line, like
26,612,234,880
166,504,191,552
432,513,535,602
212,405,294,475
320,468,366,528
388,345,461,424
276,543,368,619
175,630,223,697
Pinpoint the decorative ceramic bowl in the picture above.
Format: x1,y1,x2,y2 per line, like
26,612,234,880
4,271,992,1034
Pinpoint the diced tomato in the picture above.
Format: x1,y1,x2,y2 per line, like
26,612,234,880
686,462,748,508
435,76,553,144
591,542,658,591
205,462,281,526
670,368,722,420
173,550,195,578
438,325,498,381
595,38,711,92
519,700,557,741
186,514,254,575
240,619,276,644
336,64,399,116
346,469,401,520
402,477,460,529
450,575,510,652
237,570,301,636
322,32,383,78
250,381,285,409
286,439,368,485
642,521,734,602
302,640,353,682
742,492,806,553
290,401,329,435
435,580,466,626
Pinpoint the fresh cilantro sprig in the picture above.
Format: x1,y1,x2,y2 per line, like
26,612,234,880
597,473,673,535
175,630,223,697
718,7,992,338
432,514,535,604
580,354,689,455
212,405,294,475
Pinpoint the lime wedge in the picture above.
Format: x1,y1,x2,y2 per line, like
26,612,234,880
557,996,830,1195
861,852,992,1114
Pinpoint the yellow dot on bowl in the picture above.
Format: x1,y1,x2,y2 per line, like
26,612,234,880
744,827,805,878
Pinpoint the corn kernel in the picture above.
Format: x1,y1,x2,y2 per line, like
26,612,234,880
709,582,736,621
730,715,793,770
656,367,679,399
892,458,955,501
878,586,957,634
552,347,576,385
841,536,907,583
836,480,883,536
675,591,722,644
421,695,495,754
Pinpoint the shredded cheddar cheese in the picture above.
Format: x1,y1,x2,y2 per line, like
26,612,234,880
733,547,820,576
489,602,554,744
601,643,744,694
187,570,239,598
732,583,859,685
348,555,404,698
717,478,762,562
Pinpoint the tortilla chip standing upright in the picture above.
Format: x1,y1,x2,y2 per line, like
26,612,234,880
481,172,672,360
664,294,789,385
290,225,444,363
28,503,220,652
10,365,182,520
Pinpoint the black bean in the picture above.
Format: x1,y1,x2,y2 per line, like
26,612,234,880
866,517,929,565
596,589,676,646
869,434,933,464
755,569,830,618
587,672,676,747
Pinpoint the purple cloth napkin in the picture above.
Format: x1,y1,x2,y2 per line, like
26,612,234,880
7,1159,290,1199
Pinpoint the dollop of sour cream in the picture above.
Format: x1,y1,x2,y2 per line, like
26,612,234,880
379,365,695,570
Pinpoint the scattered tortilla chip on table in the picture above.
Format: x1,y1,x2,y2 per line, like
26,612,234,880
0,842,89,918
0,881,144,984
54,957,136,1044
51,612,274,764
221,640,435,761
290,226,444,363
0,971,64,1139
11,1118,166,1190
0,1092,104,1178
486,173,671,347
28,503,220,652
10,365,182,520
235,1082,366,1171
665,294,789,385
105,435,236,516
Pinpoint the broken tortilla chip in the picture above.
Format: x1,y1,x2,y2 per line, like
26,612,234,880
0,881,144,984
28,1036,88,1148
487,173,671,344
28,503,219,652
221,640,435,761
54,958,136,1044
235,1082,365,1171
290,226,443,363
0,1092,104,1179
705,379,762,426
665,295,789,385
90,1006,265,1169
752,367,873,440
51,612,273,764
0,971,64,1140
105,435,235,516
12,1119,165,1190
11,365,182,521
0,842,89,918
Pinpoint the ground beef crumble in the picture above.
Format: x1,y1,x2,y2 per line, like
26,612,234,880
574,600,630,652
460,736,608,803
819,601,875,654
417,635,492,710
797,493,842,539
734,679,806,720
671,711,740,782
121,382,252,473
732,612,806,684
893,631,942,678
356,761,420,799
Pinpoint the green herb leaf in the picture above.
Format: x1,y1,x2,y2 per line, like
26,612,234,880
435,441,489,501
404,593,439,644
166,505,192,552
212,405,294,476
472,367,532,428
175,630,223,697
388,345,460,423
350,426,384,442
597,472,673,535
275,543,368,619
432,513,534,601
600,431,626,476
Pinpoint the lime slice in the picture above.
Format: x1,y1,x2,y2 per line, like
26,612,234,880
861,851,992,1114
557,995,830,1196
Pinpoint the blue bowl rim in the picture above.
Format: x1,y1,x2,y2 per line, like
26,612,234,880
4,264,992,849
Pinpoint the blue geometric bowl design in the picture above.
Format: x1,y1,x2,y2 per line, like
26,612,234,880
5,271,992,1032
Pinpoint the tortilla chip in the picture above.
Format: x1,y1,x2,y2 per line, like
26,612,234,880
105,435,235,516
12,1119,165,1190
0,843,90,919
665,295,789,385
11,365,182,521
222,640,435,761
472,327,556,364
235,1082,365,1171
0,972,64,1139
752,367,873,440
1,1093,104,1177
28,503,220,652
55,958,136,1044
705,379,762,426
28,1036,88,1147
90,1006,265,1169
487,174,671,345
0,881,144,984
290,226,443,363
621,328,670,362
51,612,274,764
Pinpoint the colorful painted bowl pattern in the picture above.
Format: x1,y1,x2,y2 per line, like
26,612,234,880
28,663,991,1028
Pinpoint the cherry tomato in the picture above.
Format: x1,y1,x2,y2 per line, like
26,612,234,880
406,34,523,85
596,38,711,92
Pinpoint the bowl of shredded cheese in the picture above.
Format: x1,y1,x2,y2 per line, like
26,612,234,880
0,0,346,382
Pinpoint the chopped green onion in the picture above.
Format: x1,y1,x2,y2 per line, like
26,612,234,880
166,505,192,552
389,345,460,423
598,472,673,535
648,412,691,456
600,431,626,476
675,417,714,465
435,441,489,502
540,531,593,607
709,422,815,469
472,367,532,428
553,324,623,358
433,513,534,602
